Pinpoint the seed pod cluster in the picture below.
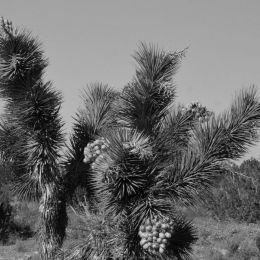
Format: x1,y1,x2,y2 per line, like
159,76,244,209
83,138,109,168
182,101,213,123
139,217,173,255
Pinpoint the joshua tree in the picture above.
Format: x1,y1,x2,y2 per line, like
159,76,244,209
0,18,66,259
0,18,260,260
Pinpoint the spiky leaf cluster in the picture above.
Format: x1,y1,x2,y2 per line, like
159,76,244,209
117,44,186,137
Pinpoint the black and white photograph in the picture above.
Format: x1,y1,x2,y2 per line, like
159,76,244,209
0,1,260,259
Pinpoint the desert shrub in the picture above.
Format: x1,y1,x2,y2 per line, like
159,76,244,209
227,237,240,256
66,206,90,240
202,159,260,223
0,178,36,244
208,247,228,260
0,199,13,244
15,239,29,253
28,253,42,260
235,240,259,260
0,189,36,244
0,162,34,243
0,202,36,244
256,233,260,253
0,162,38,241
6,203,37,242
0,182,14,244
12,201,39,234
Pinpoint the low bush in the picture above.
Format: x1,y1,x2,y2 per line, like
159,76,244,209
12,201,39,234
0,200,13,244
0,188,37,244
256,233,260,253
193,217,260,260
202,159,260,223
0,184,13,244
15,239,29,253
208,248,228,260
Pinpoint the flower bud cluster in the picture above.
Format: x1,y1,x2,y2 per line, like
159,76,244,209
83,138,109,169
139,216,174,255
182,101,213,122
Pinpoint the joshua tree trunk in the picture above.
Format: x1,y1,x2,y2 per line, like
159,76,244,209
39,183,67,259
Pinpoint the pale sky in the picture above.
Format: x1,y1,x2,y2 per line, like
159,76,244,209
1,0,260,162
